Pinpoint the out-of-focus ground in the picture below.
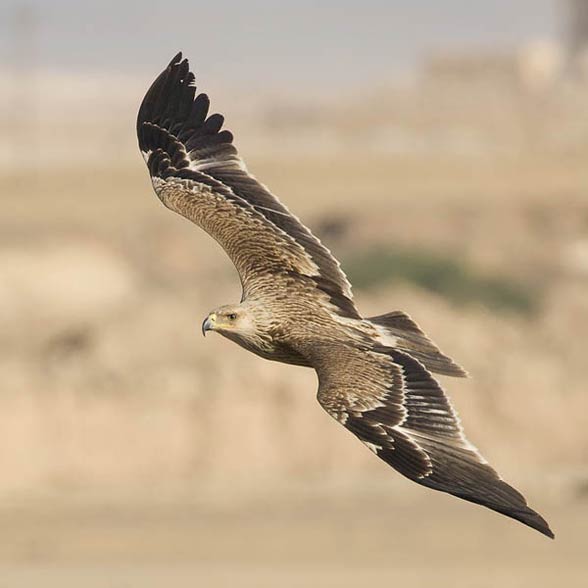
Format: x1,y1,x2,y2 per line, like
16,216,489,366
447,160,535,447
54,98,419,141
1,50,588,586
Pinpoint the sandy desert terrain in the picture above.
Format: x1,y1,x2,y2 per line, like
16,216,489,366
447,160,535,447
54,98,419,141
1,65,587,586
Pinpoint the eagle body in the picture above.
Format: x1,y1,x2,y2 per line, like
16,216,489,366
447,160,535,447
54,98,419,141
137,53,554,539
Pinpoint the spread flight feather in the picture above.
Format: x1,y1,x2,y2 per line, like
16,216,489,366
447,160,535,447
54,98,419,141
137,53,553,539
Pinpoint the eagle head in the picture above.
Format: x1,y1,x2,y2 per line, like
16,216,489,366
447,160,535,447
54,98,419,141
202,304,255,338
201,303,275,358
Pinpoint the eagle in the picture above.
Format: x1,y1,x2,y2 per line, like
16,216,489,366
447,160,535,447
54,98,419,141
137,53,553,539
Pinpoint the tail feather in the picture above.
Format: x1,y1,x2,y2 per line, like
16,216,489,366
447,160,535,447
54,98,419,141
369,311,468,378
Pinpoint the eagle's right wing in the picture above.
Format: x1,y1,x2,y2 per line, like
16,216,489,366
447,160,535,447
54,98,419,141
314,342,554,538
137,53,357,317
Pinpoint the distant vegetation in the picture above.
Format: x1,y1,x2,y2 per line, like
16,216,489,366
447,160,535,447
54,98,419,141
344,246,540,315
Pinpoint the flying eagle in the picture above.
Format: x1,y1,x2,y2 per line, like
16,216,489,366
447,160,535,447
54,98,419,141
137,53,553,539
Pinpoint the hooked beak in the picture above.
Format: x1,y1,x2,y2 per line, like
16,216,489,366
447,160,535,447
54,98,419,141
201,314,216,337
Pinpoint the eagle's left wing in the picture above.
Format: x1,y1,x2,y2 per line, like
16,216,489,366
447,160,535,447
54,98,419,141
313,342,554,538
137,53,357,317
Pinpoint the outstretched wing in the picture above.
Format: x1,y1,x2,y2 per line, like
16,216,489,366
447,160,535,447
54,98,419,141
314,343,554,538
137,53,357,317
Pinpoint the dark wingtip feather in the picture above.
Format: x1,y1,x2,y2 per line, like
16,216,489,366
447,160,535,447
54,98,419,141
371,348,554,539
530,515,555,539
512,507,554,539
169,51,183,67
137,52,235,169
476,497,555,539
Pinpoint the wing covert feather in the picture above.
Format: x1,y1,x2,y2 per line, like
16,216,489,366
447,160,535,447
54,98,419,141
137,53,357,316
314,343,554,538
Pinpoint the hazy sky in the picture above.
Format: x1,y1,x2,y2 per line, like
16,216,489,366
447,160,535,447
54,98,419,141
0,0,560,87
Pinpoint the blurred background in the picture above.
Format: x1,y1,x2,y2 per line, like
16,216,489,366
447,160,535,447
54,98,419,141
1,0,587,586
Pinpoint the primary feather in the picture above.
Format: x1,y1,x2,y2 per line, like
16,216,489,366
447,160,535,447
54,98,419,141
137,53,554,539
137,52,357,318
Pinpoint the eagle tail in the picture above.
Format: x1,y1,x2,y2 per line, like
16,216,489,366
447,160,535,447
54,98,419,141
368,311,468,378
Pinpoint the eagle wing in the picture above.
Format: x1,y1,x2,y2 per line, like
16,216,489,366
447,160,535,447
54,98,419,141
137,53,357,317
314,343,554,538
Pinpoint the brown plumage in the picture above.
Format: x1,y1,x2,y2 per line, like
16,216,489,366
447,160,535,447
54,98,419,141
137,53,553,539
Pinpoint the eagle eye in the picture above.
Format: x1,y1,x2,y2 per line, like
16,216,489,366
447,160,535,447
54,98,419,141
227,313,237,320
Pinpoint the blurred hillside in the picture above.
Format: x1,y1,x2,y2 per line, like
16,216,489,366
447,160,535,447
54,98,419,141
1,27,588,587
